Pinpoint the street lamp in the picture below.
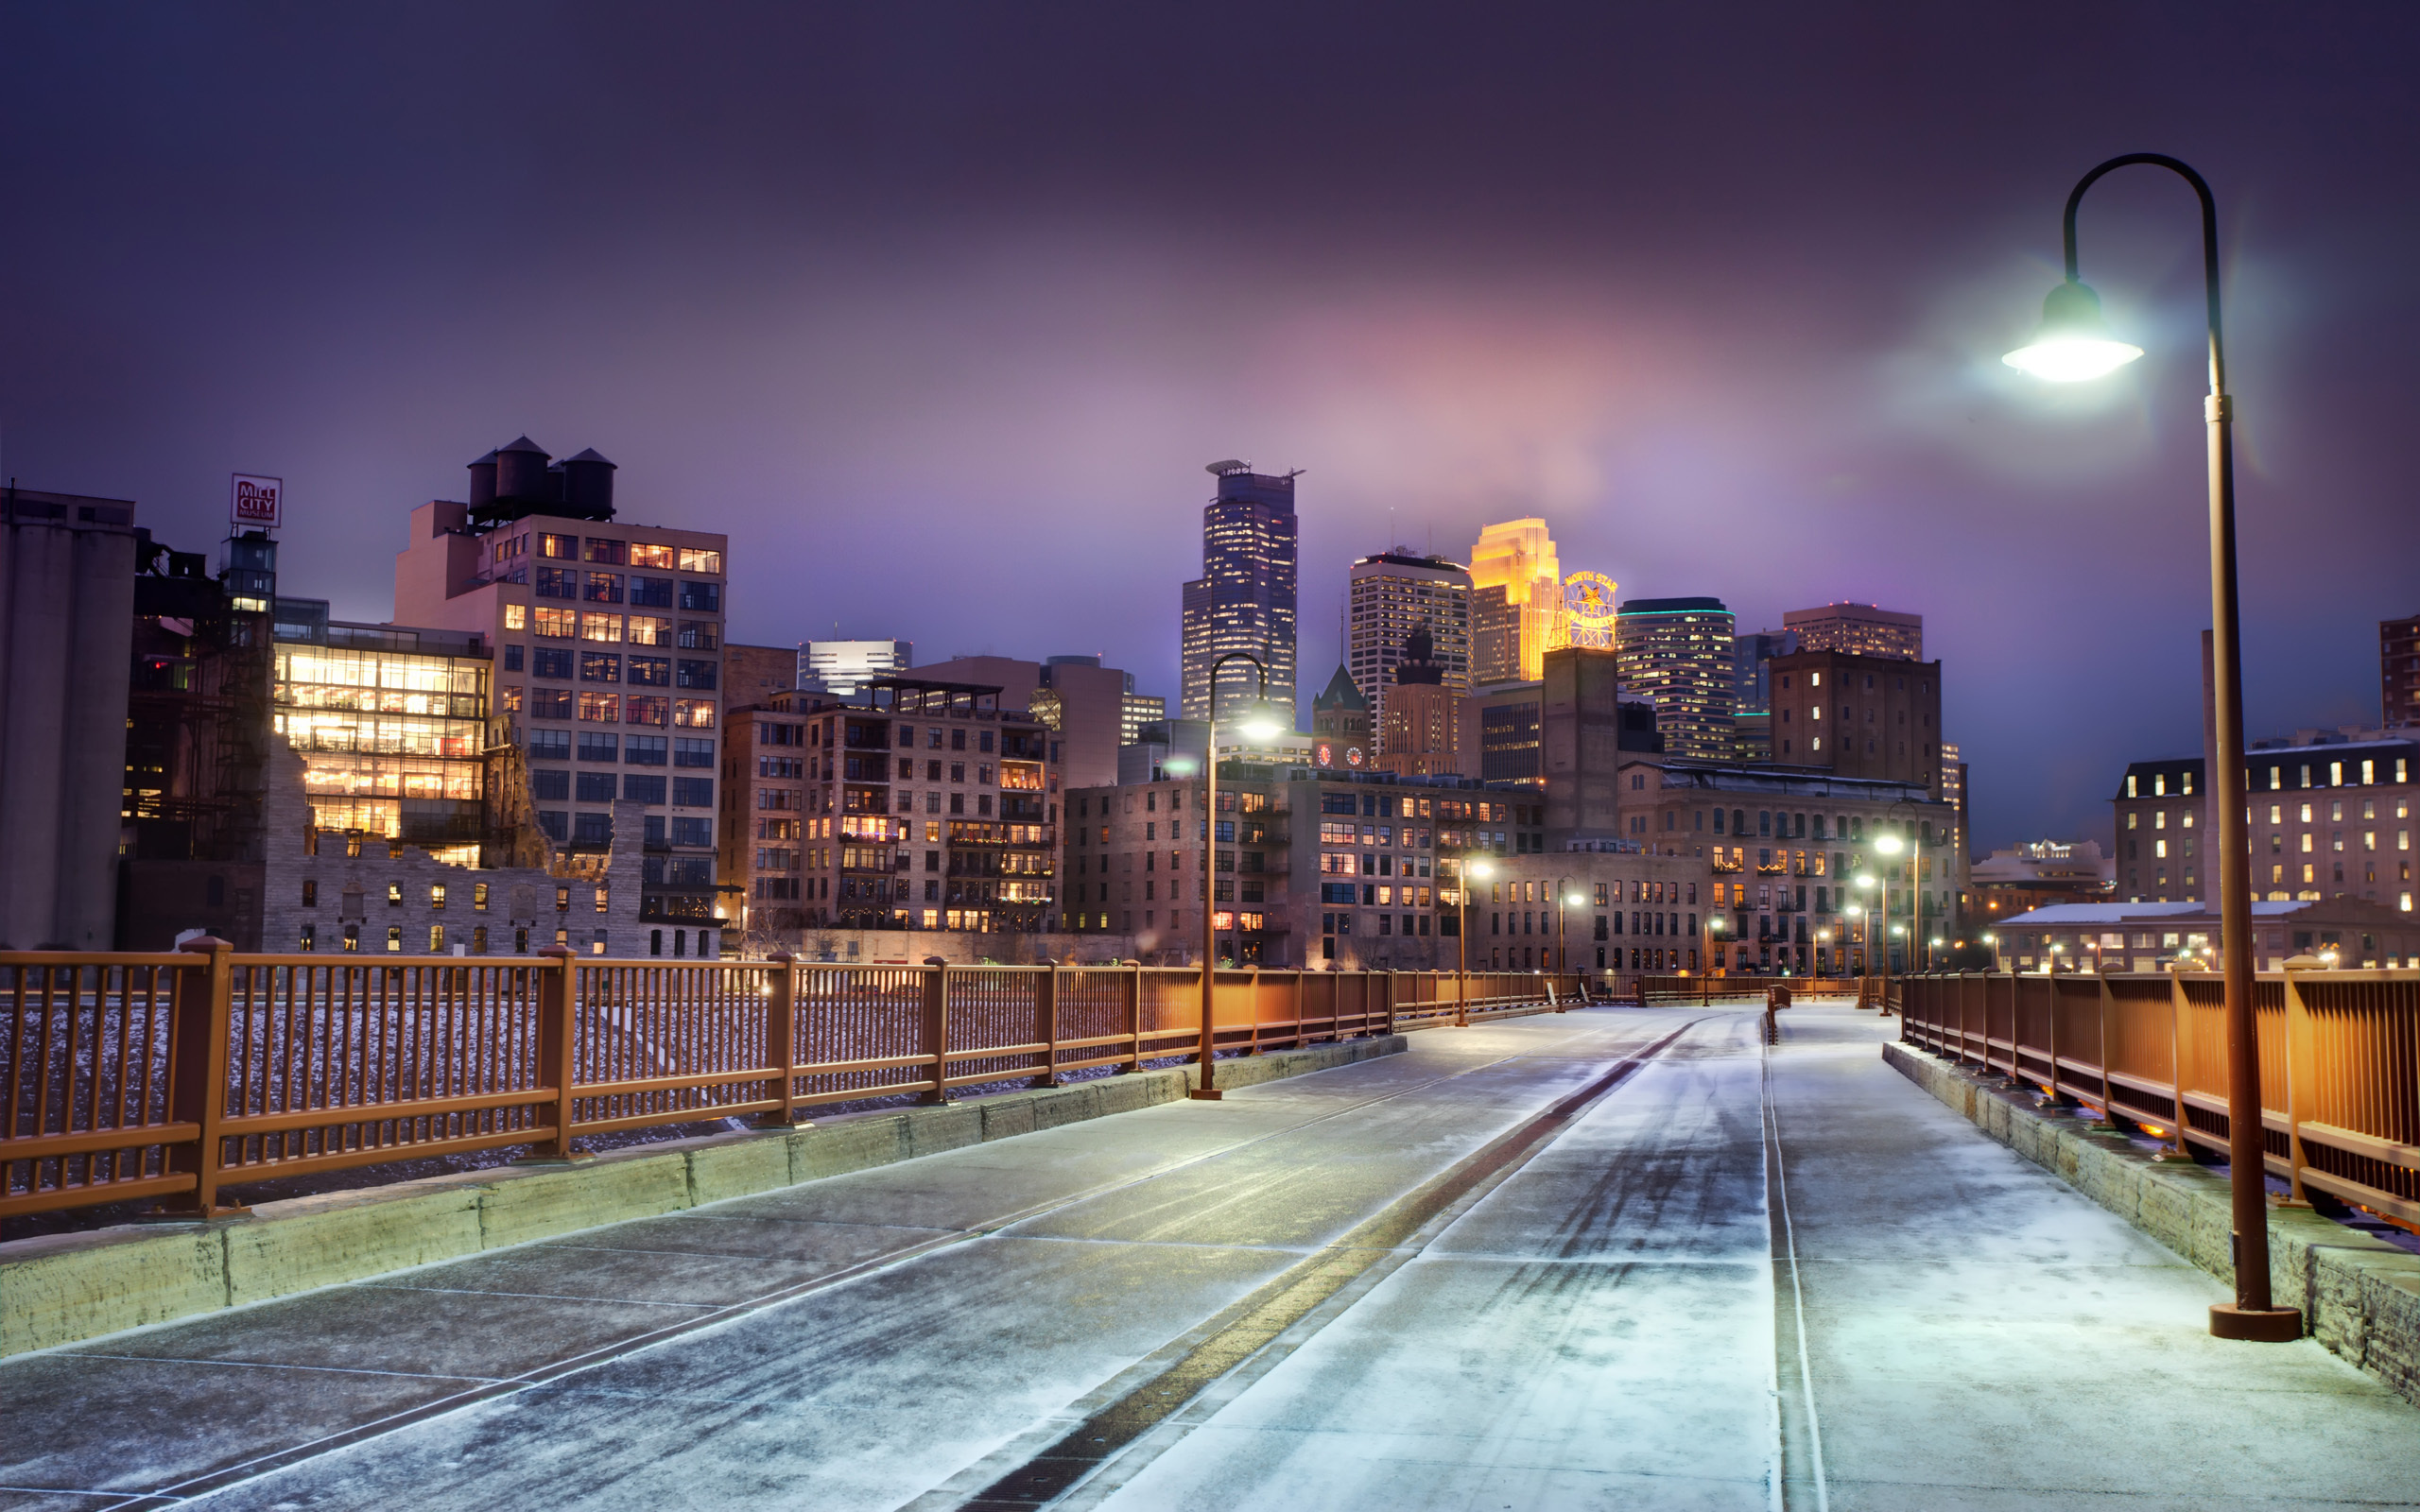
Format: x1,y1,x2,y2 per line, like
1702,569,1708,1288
1456,856,1495,1026
1709,913,1725,976
1188,651,1284,1103
2001,153,2293,1343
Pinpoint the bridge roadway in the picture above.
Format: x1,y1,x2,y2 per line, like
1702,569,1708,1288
6,1005,2418,1510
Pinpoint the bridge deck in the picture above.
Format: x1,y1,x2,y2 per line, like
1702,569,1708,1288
3,1004,2413,1510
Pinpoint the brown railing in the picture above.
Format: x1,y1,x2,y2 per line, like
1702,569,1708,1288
1899,969,2420,1228
2,944,1585,1220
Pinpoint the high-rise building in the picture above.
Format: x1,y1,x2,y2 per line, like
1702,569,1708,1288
1348,550,1470,732
1616,597,1737,760
1732,627,1798,761
1121,691,1167,746
801,639,912,696
393,438,731,955
1181,461,1299,730
1783,602,1923,661
1467,520,1563,683
2384,611,2420,728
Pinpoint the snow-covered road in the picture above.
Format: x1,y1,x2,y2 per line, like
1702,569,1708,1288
6,1004,2416,1511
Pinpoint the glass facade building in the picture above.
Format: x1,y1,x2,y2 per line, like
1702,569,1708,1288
1181,463,1299,730
271,619,490,857
1616,597,1737,761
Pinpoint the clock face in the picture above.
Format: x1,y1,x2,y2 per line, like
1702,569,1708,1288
1315,743,1335,767
1345,747,1365,767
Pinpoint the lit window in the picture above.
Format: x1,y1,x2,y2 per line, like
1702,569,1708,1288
580,612,623,643
503,603,527,631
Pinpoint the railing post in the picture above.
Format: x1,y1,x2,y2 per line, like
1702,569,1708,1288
757,953,801,1128
2045,975,2062,1102
525,945,584,1160
1037,964,1062,1087
2162,966,2191,1158
1246,966,1264,1055
163,936,242,1216
2279,956,2317,1205
1118,963,1141,1073
2094,972,2117,1125
1385,970,1399,1036
922,963,954,1104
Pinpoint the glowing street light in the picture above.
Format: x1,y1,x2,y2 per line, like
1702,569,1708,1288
1998,152,2292,1343
2003,278,2143,381
1456,856,1495,1027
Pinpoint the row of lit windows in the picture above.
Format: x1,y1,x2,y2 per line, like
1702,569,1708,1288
502,606,718,647
275,647,485,696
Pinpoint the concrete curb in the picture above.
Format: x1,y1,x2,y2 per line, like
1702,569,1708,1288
1884,1039,2420,1406
1,1035,1407,1359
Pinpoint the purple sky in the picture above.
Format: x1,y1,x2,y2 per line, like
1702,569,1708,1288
4,5,2415,854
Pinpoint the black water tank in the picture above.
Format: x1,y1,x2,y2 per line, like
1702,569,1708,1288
467,450,498,508
562,449,616,518
493,436,550,501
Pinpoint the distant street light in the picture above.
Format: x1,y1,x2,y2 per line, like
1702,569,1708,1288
1189,650,1283,1103
1457,856,1495,1027
1999,153,2294,1343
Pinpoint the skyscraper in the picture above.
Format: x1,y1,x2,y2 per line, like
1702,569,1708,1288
1181,462,1299,728
1783,602,1923,660
1468,519,1564,683
1615,596,1737,760
1348,549,1470,734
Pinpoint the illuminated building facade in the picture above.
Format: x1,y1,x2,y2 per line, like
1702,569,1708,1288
271,616,489,862
1468,520,1564,683
1181,462,1299,729
802,639,913,696
1615,597,1737,761
393,438,730,953
1783,602,1923,661
1348,550,1470,733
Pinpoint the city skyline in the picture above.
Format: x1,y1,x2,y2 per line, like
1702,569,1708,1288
5,8,2417,856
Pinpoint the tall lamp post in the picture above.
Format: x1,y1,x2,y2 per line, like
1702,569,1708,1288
1875,832,1908,1011
1456,855,1495,1027
1185,651,1284,1103
2001,153,2295,1343
1883,799,1929,973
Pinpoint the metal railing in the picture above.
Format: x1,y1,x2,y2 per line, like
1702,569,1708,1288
2,945,1582,1220
1898,969,2420,1228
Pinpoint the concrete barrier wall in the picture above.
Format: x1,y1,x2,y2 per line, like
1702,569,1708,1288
1885,1040,2420,1407
0,1036,1406,1359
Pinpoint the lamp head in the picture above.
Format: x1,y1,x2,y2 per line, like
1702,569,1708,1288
1857,874,1876,889
1236,700,1286,742
1467,858,1495,879
2003,279,2144,382
1874,833,1903,855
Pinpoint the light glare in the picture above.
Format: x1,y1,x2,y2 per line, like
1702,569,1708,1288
2003,336,2144,383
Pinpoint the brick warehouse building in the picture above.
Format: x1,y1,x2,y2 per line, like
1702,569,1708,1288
719,676,1063,947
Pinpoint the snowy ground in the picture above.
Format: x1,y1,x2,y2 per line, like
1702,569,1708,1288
3,1004,2414,1511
